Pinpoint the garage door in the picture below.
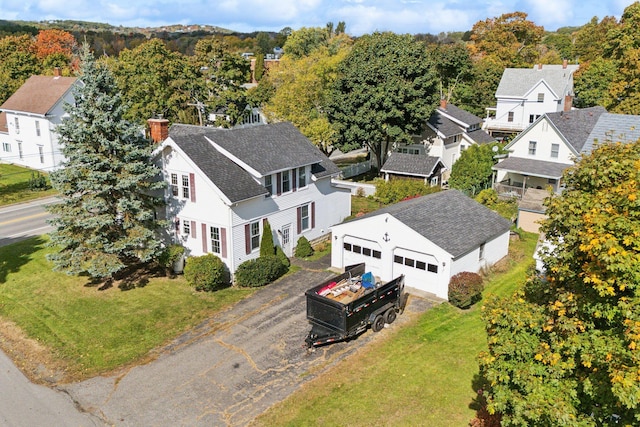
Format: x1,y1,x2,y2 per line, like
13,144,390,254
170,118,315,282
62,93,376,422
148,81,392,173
342,236,383,278
392,247,439,293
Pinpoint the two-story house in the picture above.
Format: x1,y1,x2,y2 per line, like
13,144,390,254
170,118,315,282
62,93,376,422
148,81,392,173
484,61,579,138
150,119,351,275
492,106,640,232
398,100,495,182
0,71,78,171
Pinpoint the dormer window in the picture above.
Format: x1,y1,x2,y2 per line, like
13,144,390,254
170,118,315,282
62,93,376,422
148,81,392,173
281,170,291,193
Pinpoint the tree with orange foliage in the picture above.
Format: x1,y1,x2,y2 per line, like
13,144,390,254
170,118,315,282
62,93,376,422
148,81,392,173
34,29,76,60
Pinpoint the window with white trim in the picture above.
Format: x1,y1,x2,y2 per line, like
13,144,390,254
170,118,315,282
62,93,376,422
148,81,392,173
38,146,44,163
537,93,544,102
35,121,41,137
265,175,272,195
298,166,306,188
170,173,179,196
210,226,221,254
182,220,190,236
479,242,485,260
17,143,22,159
2,142,10,152
508,112,514,122
550,143,559,158
181,174,190,199
300,204,310,231
528,141,537,155
250,221,260,250
281,170,291,193
14,117,19,134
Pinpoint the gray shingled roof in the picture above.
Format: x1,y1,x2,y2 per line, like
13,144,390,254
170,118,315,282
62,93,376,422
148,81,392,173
167,122,339,203
169,125,268,203
545,106,606,152
582,113,640,154
356,190,511,258
467,128,496,144
205,122,337,175
496,68,576,99
438,103,483,127
493,156,571,179
0,75,77,115
381,152,442,177
428,113,463,138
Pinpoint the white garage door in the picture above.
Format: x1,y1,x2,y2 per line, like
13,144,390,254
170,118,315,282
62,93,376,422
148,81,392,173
392,247,440,293
342,236,383,278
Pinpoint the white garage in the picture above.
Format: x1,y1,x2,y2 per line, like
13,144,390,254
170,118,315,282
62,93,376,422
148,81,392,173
331,190,512,300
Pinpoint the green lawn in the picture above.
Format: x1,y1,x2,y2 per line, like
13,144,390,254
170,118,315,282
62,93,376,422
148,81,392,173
253,232,538,427
0,164,58,206
0,236,255,380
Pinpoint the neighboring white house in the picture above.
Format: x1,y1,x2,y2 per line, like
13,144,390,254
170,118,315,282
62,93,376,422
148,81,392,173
0,72,78,171
399,100,495,182
151,120,351,276
330,190,511,300
484,61,579,137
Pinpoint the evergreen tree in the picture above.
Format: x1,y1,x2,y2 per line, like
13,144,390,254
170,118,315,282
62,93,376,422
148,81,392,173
259,220,275,257
47,45,166,281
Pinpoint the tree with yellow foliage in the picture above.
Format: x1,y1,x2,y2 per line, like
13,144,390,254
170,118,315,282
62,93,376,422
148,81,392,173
480,140,640,425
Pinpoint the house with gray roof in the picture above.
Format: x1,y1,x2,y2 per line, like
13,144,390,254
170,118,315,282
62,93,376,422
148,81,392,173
492,106,640,230
484,61,579,137
150,120,351,275
398,99,496,182
380,152,445,186
330,189,511,299
0,71,79,171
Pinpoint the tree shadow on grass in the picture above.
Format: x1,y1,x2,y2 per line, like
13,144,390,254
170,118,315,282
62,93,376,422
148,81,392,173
469,371,502,427
83,262,166,291
0,236,48,284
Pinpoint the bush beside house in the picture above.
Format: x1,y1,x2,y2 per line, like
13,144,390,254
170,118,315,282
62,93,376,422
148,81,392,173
184,253,228,291
448,272,484,309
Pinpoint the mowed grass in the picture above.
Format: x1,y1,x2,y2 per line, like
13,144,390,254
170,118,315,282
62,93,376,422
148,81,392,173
253,232,538,427
0,236,254,380
0,164,58,206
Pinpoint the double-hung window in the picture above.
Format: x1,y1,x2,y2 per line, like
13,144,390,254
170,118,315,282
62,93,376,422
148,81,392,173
35,121,41,137
250,222,260,251
537,93,544,102
298,166,306,188
182,220,190,236
528,141,537,155
210,227,221,254
170,173,179,196
281,170,291,193
265,175,272,195
182,175,190,199
300,204,310,231
550,143,559,158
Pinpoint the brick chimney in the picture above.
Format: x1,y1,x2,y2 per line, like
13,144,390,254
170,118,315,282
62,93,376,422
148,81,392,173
148,118,169,143
562,59,568,69
53,67,61,77
440,98,447,110
564,95,573,112
537,63,543,70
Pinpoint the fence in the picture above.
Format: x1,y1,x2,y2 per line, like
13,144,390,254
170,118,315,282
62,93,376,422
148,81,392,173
339,160,372,179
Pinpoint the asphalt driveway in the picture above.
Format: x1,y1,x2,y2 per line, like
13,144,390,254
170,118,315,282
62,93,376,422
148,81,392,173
62,256,440,426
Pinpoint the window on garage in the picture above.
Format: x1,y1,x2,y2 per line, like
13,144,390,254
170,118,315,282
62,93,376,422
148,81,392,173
428,264,438,273
352,245,361,254
344,243,351,251
404,257,415,267
394,255,403,264
416,261,426,270
373,250,381,259
363,247,371,256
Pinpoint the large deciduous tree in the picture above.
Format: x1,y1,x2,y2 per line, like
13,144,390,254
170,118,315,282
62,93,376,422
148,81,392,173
0,35,39,104
449,143,503,196
480,140,640,425
327,32,438,170
47,45,166,282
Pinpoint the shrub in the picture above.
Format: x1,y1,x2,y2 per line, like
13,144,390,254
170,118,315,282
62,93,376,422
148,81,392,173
260,220,275,257
158,244,185,269
294,236,314,258
275,245,290,269
28,172,49,191
448,271,484,309
374,178,440,205
474,188,499,206
184,253,228,291
235,256,286,287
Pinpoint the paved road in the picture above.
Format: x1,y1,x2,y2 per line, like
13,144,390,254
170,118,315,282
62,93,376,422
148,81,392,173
63,260,439,426
0,197,57,247
0,350,105,427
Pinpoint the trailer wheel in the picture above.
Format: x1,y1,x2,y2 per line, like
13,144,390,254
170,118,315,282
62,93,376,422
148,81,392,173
384,308,397,325
372,314,385,332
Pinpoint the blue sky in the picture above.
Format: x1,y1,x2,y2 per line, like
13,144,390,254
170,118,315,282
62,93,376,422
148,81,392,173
1,0,636,36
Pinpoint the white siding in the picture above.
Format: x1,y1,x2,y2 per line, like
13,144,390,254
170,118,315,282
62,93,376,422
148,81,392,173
507,118,574,163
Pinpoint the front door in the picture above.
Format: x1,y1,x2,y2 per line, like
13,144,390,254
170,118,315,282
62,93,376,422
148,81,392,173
281,224,291,257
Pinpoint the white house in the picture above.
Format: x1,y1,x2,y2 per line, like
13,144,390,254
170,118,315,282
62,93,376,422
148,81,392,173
330,190,511,300
151,120,351,275
484,62,579,137
399,100,495,182
0,72,78,171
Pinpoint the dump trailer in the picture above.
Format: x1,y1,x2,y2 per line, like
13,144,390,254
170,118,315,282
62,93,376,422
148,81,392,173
305,263,406,348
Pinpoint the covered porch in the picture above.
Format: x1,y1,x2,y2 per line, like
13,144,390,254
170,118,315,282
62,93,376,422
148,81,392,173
492,157,571,198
